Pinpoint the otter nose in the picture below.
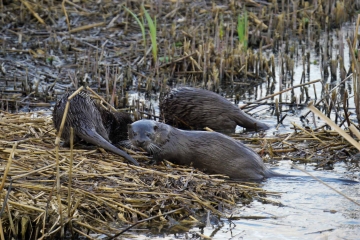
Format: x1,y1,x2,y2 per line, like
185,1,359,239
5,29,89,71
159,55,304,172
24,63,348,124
136,140,145,147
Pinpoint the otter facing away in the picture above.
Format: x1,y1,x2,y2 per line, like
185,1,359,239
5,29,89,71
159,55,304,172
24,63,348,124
53,91,139,166
127,119,277,181
160,87,270,132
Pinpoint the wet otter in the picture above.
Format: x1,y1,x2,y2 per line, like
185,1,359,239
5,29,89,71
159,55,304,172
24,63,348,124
97,106,133,144
127,119,275,181
53,91,139,166
127,120,359,183
160,87,269,132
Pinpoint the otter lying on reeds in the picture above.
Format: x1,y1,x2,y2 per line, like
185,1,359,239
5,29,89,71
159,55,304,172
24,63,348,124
126,120,359,183
127,119,276,181
160,87,269,132
53,91,139,166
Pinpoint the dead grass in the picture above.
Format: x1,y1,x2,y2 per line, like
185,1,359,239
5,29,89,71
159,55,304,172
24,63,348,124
0,110,275,239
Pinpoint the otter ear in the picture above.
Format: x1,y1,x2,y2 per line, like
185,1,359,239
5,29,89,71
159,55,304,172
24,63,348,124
153,125,158,131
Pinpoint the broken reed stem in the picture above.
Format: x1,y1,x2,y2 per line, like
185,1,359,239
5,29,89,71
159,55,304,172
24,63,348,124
291,122,325,144
6,204,16,237
0,218,4,240
69,22,106,34
12,159,67,180
86,86,117,112
67,127,74,234
240,79,321,109
349,125,360,141
20,0,45,25
353,14,360,49
308,102,360,151
291,164,360,207
0,142,17,192
61,0,70,31
55,86,84,146
106,207,184,240
55,86,84,239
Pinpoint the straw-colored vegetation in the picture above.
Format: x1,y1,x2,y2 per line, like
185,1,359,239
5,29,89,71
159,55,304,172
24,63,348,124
0,103,359,238
0,110,273,239
0,0,359,239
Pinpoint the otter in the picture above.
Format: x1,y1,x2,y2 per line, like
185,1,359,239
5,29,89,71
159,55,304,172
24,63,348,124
127,119,275,181
97,106,133,144
160,87,269,132
53,91,139,166
127,120,359,183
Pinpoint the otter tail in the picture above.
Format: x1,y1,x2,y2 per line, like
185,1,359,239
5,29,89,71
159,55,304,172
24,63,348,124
233,109,270,131
77,129,139,166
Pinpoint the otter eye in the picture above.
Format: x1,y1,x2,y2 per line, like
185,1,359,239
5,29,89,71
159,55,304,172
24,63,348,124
146,133,151,137
153,125,158,131
132,131,137,136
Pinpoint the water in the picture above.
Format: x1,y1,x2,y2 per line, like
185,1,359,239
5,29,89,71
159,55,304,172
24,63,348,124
199,162,360,239
124,24,360,239
123,161,359,240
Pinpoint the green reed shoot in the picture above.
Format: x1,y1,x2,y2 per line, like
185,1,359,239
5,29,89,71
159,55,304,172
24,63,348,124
237,9,248,51
219,14,224,40
124,7,146,50
142,4,157,63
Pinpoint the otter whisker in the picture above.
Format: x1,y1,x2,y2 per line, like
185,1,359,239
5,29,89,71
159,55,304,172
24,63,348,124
148,143,160,154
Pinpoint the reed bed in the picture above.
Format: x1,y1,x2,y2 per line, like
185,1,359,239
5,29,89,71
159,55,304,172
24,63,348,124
0,110,275,239
0,104,359,239
0,0,359,238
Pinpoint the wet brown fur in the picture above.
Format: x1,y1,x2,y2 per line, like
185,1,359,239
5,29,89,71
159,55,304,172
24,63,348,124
97,106,133,144
128,120,276,181
53,91,138,166
160,87,269,132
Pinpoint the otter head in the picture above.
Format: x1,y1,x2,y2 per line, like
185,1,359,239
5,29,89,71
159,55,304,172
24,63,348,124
128,120,162,153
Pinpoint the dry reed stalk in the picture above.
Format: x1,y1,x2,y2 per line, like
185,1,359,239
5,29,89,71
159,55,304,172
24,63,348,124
291,122,325,144
0,142,16,192
0,218,4,240
240,79,321,109
349,125,360,141
308,102,360,151
61,0,70,31
67,127,74,235
6,204,16,237
20,0,45,25
86,86,117,112
54,87,83,238
291,164,360,206
69,22,106,34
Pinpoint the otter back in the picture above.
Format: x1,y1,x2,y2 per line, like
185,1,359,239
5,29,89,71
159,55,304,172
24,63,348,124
160,87,269,132
53,91,139,166
128,119,272,181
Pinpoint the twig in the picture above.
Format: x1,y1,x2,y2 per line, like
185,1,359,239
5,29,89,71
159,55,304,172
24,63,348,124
349,125,360,141
291,164,360,207
308,102,360,151
240,79,321,109
0,142,17,191
106,208,184,240
20,0,45,25
69,22,106,34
